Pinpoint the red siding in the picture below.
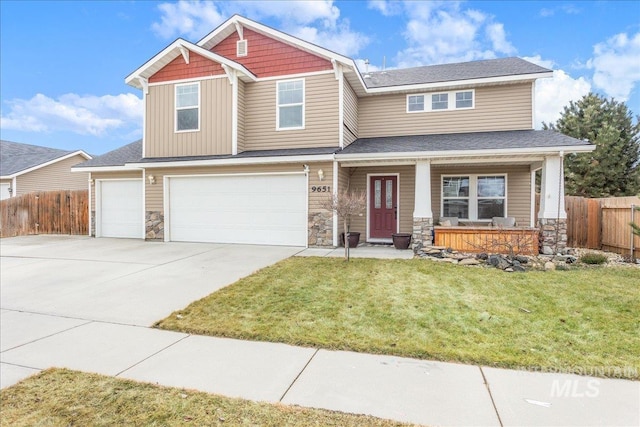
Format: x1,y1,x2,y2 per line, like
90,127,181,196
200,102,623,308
211,28,332,78
149,52,225,83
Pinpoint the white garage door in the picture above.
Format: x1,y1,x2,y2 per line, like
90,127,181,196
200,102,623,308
168,174,306,246
0,183,10,201
98,180,143,238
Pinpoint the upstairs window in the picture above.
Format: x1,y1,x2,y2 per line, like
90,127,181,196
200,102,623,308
277,79,304,130
407,89,475,112
175,82,199,132
407,95,425,112
432,93,449,110
456,91,473,108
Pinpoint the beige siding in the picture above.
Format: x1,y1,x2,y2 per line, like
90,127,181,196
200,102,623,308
237,79,246,153
145,77,233,157
90,171,143,211
244,73,340,150
345,165,415,239
431,165,531,226
15,154,89,196
343,79,358,146
359,83,533,137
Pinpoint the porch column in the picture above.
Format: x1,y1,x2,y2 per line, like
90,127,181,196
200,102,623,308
412,160,434,252
537,154,568,254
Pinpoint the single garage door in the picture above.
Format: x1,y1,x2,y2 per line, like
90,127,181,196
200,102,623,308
97,179,143,238
168,174,306,246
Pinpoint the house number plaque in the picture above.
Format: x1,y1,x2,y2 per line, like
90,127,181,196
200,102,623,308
311,186,331,192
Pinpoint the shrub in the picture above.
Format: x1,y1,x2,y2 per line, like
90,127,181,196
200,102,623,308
580,253,608,265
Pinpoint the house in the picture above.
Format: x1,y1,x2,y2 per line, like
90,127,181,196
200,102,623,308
73,15,594,253
1,140,91,200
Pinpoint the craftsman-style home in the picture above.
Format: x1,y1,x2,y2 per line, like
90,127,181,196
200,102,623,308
74,15,594,254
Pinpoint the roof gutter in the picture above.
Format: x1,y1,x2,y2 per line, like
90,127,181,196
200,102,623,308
125,153,336,169
335,144,595,162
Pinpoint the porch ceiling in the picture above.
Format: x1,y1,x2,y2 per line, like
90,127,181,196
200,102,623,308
339,155,544,168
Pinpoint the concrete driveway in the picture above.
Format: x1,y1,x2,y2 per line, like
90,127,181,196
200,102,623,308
0,235,302,326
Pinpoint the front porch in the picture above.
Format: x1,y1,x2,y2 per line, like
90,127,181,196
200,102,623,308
336,152,569,256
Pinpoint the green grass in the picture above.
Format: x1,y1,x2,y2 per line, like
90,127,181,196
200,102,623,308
156,258,640,379
0,369,412,426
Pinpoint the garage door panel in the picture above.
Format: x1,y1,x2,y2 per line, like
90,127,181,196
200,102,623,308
169,174,306,246
99,180,143,239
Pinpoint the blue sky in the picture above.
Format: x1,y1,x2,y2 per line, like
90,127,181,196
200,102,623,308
1,0,639,155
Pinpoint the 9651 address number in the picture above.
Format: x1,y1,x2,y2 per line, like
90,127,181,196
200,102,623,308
311,186,331,192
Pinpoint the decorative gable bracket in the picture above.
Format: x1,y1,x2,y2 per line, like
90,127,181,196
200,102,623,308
138,77,149,95
221,64,236,85
234,21,244,40
179,46,190,64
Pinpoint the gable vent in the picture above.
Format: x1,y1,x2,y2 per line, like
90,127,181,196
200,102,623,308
237,39,248,57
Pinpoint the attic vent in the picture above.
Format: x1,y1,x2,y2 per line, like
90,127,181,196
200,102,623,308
237,39,247,57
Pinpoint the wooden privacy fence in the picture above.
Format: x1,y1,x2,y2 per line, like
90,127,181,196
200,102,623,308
565,196,640,259
0,190,88,237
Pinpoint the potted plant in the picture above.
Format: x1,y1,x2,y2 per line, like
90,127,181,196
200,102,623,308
392,233,412,250
341,231,361,248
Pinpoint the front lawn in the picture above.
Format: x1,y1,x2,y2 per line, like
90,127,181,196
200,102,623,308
156,258,640,379
0,369,411,426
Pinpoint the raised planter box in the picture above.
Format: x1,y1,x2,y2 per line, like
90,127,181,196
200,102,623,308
434,226,539,255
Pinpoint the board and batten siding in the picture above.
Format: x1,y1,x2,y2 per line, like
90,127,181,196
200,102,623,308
243,72,340,151
145,77,233,158
358,83,533,138
345,165,416,238
430,165,532,226
15,155,89,196
90,171,143,211
343,79,359,146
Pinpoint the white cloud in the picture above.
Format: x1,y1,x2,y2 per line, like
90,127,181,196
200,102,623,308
388,1,517,68
0,93,143,137
150,0,368,55
367,0,402,16
151,1,225,40
522,54,555,69
587,32,640,101
486,23,516,55
533,69,591,128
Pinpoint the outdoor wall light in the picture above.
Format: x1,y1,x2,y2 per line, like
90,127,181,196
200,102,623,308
317,169,325,181
8,187,12,195
148,175,156,185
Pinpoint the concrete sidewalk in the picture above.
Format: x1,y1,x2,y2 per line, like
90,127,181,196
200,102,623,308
1,310,638,427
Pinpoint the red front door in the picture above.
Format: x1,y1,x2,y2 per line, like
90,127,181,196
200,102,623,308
369,175,398,239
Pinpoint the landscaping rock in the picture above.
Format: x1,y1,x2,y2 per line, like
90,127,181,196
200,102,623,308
515,255,529,264
488,254,511,270
544,261,556,271
504,267,514,272
459,258,481,266
476,252,489,260
512,264,526,272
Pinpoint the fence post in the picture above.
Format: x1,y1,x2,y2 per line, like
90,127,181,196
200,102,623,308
632,204,636,262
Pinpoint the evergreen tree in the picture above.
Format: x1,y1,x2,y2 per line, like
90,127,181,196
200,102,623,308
543,93,640,197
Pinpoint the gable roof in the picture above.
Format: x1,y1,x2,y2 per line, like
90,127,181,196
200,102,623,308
125,39,256,90
337,130,594,159
1,140,91,178
363,57,551,89
73,139,142,169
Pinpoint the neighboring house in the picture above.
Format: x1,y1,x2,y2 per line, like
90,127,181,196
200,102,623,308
0,140,91,200
73,15,594,253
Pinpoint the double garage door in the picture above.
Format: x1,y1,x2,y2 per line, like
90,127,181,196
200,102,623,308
167,174,307,246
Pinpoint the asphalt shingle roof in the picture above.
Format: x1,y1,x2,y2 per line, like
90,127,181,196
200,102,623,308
136,146,339,163
0,140,80,176
338,130,591,155
73,140,143,168
362,57,551,89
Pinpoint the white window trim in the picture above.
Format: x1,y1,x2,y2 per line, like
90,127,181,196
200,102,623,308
407,89,475,113
276,78,305,131
175,81,201,133
441,173,507,222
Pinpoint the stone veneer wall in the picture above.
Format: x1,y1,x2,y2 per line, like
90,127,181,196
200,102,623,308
146,211,164,240
538,218,568,255
90,210,96,237
308,211,333,247
412,217,433,252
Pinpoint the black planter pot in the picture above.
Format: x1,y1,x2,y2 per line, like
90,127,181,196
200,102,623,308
392,233,412,250
341,232,361,248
